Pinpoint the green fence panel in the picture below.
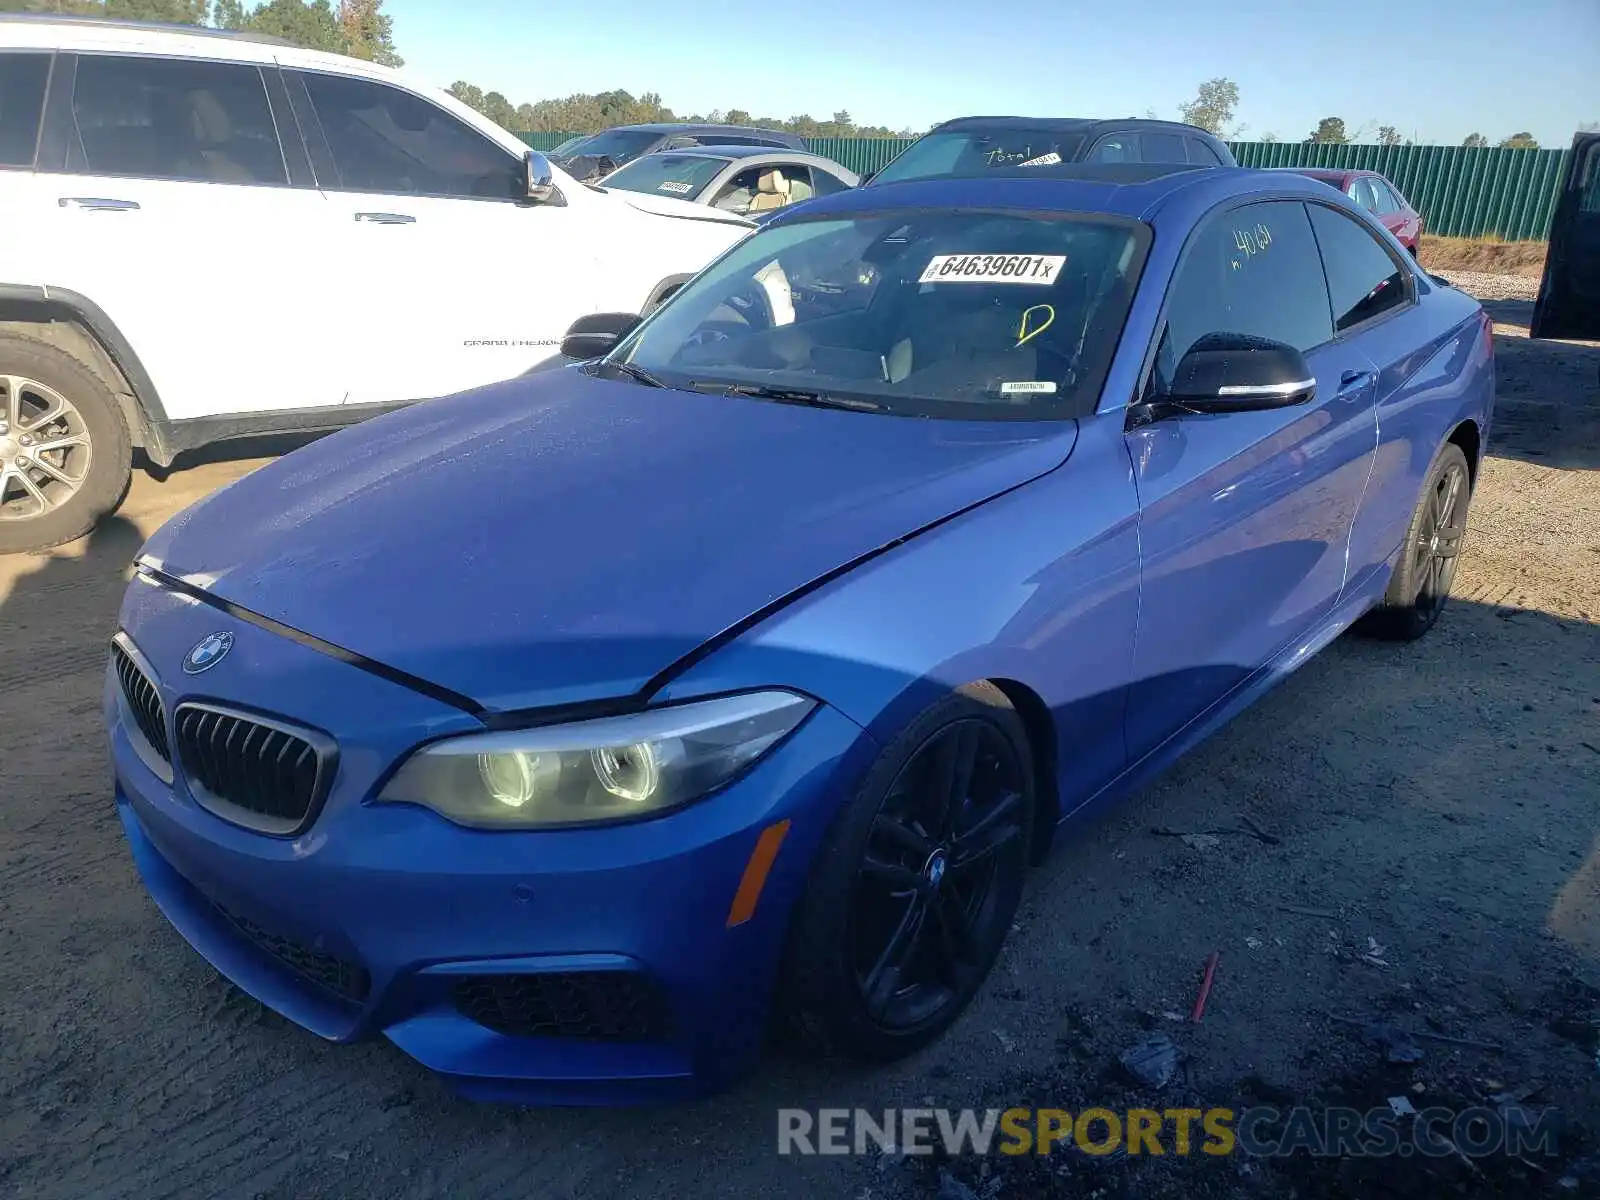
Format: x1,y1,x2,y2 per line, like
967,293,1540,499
519,133,1572,240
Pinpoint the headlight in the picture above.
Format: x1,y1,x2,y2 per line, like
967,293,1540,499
375,691,815,829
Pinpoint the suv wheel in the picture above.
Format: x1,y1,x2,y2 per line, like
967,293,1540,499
0,333,133,554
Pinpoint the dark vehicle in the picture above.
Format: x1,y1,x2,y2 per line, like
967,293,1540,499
552,123,806,182
1532,130,1600,340
864,116,1236,186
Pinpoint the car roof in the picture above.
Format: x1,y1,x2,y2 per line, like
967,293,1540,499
610,122,799,139
648,144,790,161
930,114,1223,140
763,164,1334,224
1274,167,1354,183
0,12,290,45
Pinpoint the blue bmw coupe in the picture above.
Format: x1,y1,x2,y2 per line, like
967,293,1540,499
108,163,1494,1105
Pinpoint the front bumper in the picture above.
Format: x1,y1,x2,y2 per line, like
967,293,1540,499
108,594,874,1105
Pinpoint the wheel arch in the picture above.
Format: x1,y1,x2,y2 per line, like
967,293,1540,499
1447,418,1482,488
0,284,174,466
986,677,1060,865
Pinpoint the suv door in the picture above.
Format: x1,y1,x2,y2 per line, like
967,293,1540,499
1532,131,1600,340
16,51,344,420
1123,199,1379,759
284,67,599,404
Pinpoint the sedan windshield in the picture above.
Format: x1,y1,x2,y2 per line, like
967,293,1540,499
601,153,732,200
551,128,661,167
609,210,1148,419
872,129,1088,185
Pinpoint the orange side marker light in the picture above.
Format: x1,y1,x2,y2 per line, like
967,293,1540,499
726,819,792,927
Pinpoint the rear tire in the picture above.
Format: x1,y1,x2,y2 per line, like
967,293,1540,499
1356,442,1471,641
0,333,132,555
780,682,1035,1062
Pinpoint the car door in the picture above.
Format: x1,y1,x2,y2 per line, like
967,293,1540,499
1123,198,1379,761
283,67,598,405
13,50,344,421
1532,132,1600,340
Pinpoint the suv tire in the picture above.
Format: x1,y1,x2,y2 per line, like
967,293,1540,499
0,333,133,554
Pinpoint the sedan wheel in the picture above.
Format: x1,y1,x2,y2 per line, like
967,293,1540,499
782,683,1034,1060
1358,441,1472,641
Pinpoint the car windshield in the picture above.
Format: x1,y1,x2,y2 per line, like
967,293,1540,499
608,210,1148,420
602,153,733,200
872,129,1088,184
551,128,661,166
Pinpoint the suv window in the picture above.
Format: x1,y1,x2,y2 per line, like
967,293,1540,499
1185,137,1224,165
1307,203,1409,331
0,52,50,168
809,167,849,197
299,71,518,199
67,55,286,185
1154,200,1332,388
1140,132,1186,162
1087,134,1140,163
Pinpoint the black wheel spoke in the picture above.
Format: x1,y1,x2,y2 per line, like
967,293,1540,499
861,854,924,895
929,724,981,841
871,813,934,862
861,896,927,1016
951,791,1024,869
934,889,979,965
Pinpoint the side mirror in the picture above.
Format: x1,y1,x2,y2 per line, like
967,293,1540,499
523,150,563,204
561,312,641,359
858,170,876,184
1164,333,1316,413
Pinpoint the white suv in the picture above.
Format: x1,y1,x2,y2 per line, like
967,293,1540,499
0,15,754,553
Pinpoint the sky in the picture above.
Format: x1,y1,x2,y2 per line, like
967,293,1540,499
384,0,1600,147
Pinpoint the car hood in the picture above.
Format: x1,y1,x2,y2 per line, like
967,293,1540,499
139,375,1077,712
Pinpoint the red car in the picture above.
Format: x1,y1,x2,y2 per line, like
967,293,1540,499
1275,168,1425,253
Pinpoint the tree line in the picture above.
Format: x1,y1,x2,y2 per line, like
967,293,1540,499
0,0,401,65
0,12,1567,150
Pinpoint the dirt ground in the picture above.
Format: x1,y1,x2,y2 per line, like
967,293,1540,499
1419,237,1549,280
1,283,1597,1200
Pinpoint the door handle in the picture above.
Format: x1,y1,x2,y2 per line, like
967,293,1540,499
1337,369,1376,395
58,197,140,211
353,211,416,224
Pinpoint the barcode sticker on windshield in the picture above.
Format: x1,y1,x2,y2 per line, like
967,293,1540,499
1000,381,1057,394
1018,151,1062,167
919,254,1065,284
657,181,694,194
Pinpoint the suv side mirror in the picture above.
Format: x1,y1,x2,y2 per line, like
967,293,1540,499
1164,333,1316,413
561,312,641,359
523,150,564,204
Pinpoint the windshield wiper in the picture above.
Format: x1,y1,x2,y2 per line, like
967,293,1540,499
690,381,884,412
589,359,666,388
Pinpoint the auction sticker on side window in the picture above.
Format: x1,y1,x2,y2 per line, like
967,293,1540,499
919,254,1065,284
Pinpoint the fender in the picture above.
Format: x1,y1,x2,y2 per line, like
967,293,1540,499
0,282,177,467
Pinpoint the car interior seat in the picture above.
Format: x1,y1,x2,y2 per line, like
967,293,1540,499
185,89,258,183
747,169,792,212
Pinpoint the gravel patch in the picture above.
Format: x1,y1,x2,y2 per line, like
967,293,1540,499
1434,269,1541,302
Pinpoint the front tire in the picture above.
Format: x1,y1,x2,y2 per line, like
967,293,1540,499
1357,441,1472,641
0,333,132,554
781,682,1035,1062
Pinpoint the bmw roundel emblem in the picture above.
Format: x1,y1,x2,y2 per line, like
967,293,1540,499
183,632,234,675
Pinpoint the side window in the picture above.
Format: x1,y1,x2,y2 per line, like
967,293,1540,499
1087,134,1139,163
1155,200,1333,389
299,71,517,199
67,55,286,185
1307,203,1410,331
1346,177,1381,213
1371,180,1403,215
1185,137,1224,165
809,168,849,197
1140,132,1186,162
0,52,50,168
710,165,763,213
